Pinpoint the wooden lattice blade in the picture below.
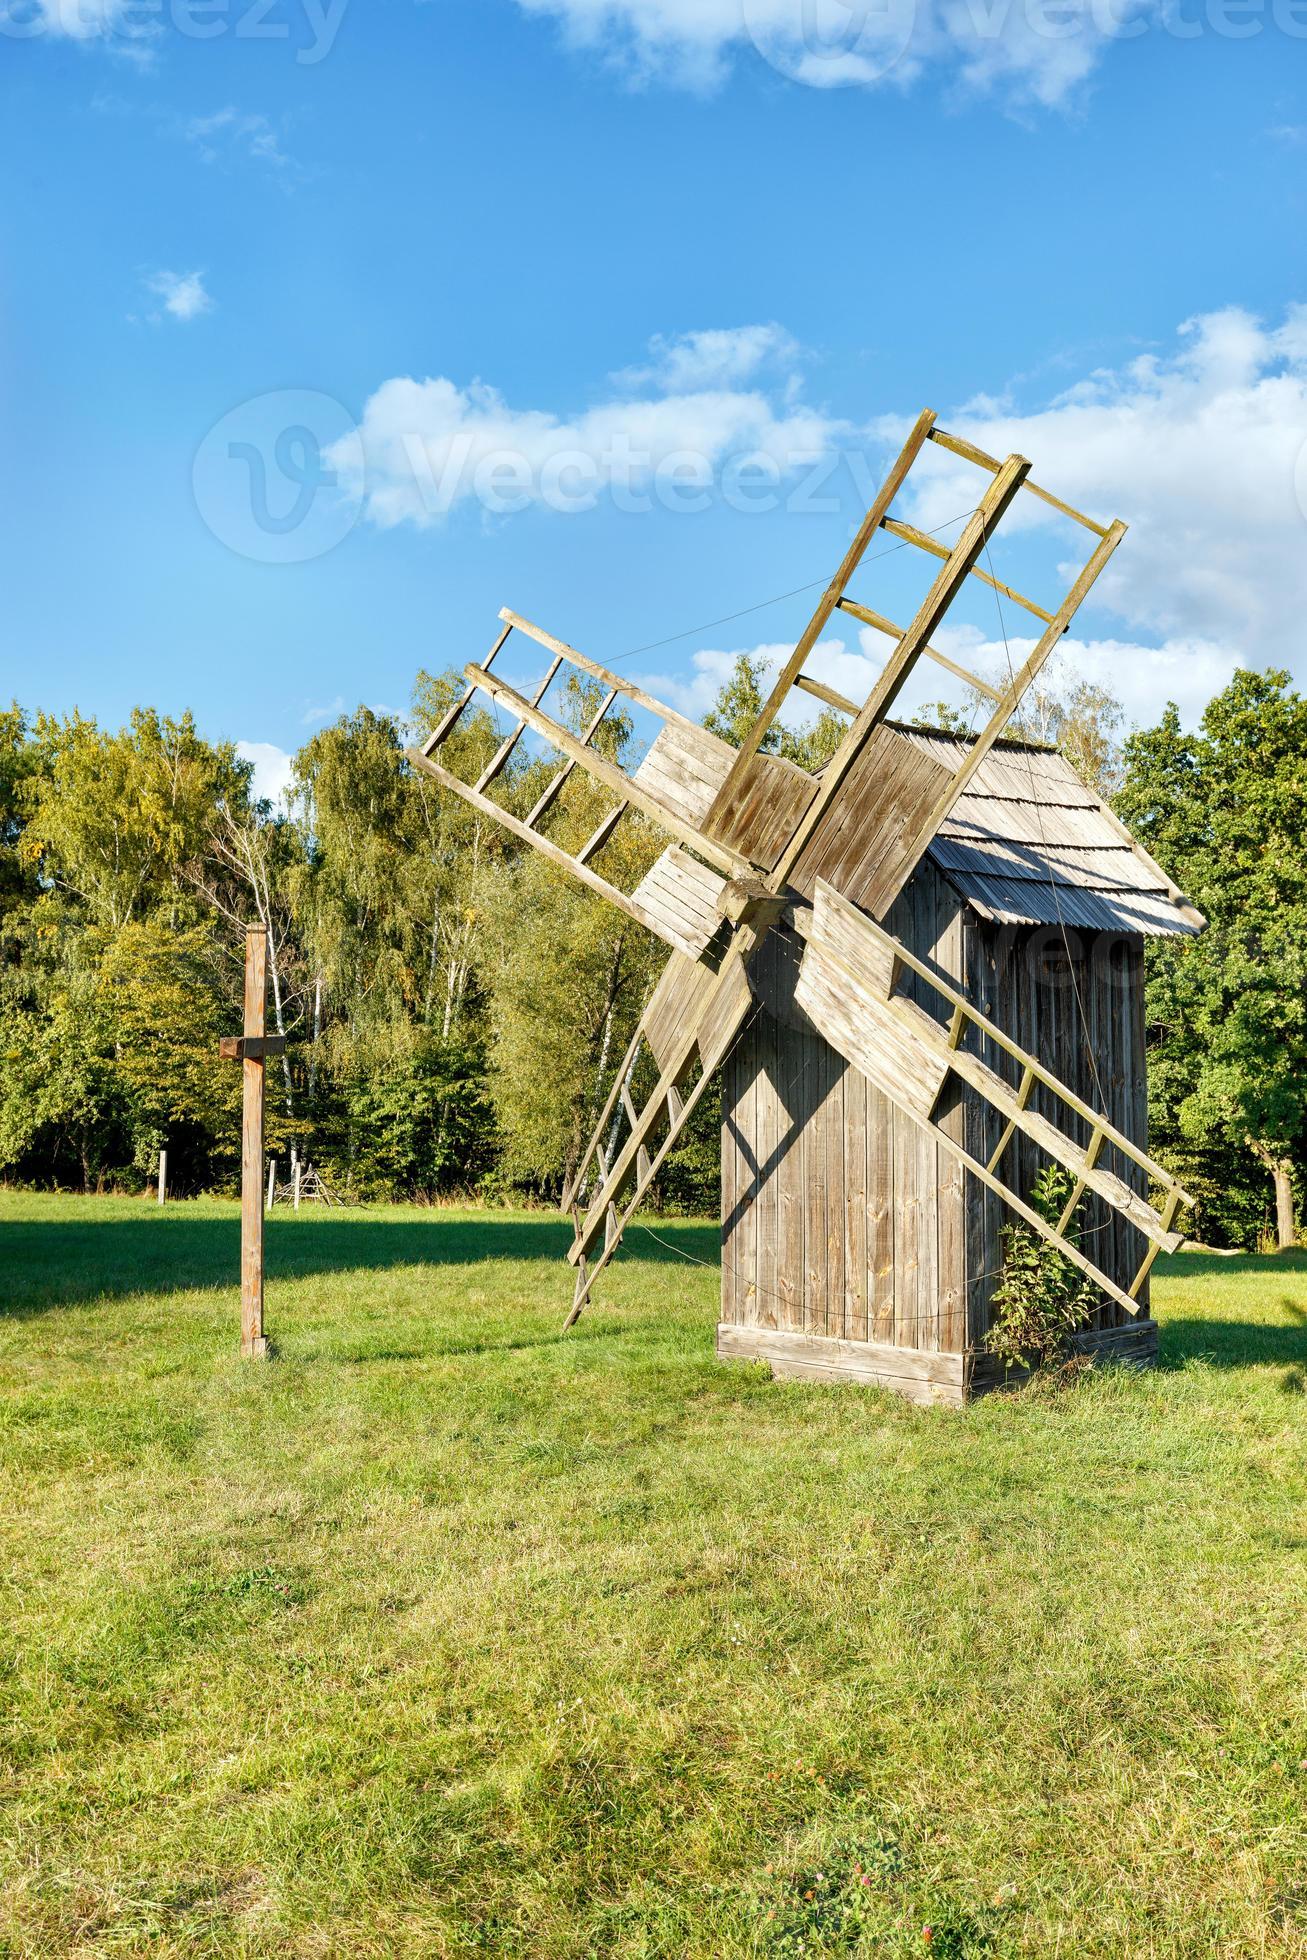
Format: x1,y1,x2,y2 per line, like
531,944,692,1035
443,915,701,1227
793,881,1190,1320
563,946,755,1327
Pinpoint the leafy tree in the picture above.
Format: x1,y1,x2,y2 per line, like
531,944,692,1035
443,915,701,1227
1117,670,1307,1248
23,708,251,929
97,922,243,1190
703,652,844,771
0,704,40,913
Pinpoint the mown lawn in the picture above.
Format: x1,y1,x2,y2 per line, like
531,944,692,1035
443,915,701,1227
1,1193,1304,1958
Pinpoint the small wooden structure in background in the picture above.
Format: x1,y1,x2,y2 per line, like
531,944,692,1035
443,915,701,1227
220,926,285,1358
411,409,1204,1405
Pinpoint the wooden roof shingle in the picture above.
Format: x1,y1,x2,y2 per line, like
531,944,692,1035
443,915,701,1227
896,725,1205,938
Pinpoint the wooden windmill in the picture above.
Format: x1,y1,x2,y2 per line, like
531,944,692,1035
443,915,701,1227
410,410,1203,1405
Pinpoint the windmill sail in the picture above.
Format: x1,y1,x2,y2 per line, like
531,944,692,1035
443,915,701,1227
407,410,1192,1330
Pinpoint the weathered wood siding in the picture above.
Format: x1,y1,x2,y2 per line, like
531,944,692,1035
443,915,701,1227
722,860,968,1352
961,922,1149,1345
720,869,1151,1359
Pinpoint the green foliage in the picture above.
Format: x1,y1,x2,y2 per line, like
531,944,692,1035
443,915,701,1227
703,651,844,770
22,707,250,929
987,1166,1100,1368
1117,670,1307,1247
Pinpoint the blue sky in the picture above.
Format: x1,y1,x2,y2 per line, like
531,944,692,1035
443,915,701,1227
2,0,1305,800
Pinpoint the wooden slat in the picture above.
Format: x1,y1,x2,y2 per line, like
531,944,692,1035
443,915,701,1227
927,425,1110,538
408,748,675,948
463,663,753,880
836,598,1003,701
421,620,513,756
576,802,628,868
880,518,1055,625
769,454,1032,893
473,654,564,793
703,408,939,843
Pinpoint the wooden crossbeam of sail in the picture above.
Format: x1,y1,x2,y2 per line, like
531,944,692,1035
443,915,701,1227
926,426,1110,538
701,406,939,831
764,452,1033,889
835,599,1003,701
879,518,1055,625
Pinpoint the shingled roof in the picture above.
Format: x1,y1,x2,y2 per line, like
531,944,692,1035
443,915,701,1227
897,725,1205,938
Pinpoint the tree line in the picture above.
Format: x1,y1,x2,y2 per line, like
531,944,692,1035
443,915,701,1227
1,661,1303,1248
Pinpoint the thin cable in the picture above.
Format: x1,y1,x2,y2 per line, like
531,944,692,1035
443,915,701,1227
599,506,980,666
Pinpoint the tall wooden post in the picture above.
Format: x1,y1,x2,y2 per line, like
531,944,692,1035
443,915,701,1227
221,927,285,1359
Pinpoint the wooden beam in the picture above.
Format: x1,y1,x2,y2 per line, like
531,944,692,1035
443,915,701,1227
462,664,753,879
703,407,938,837
498,609,720,742
769,452,1032,891
222,925,272,1359
793,672,857,716
903,521,1128,864
927,425,1110,538
835,598,1003,701
421,619,514,756
219,1035,287,1063
408,746,678,945
880,518,1055,625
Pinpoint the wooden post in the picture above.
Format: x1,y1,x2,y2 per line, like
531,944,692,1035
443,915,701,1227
266,1158,277,1214
157,1149,167,1206
219,927,285,1360
293,1159,302,1212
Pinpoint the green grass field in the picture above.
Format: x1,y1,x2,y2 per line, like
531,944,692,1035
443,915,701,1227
1,1193,1304,1958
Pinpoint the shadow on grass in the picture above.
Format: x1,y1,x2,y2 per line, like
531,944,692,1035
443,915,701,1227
1,1209,722,1319
1160,1317,1307,1374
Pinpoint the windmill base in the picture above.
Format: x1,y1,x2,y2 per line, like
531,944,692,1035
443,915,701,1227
717,1319,1160,1409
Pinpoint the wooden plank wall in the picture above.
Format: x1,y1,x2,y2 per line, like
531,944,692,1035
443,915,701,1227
961,924,1149,1347
722,861,968,1353
721,880,1151,1358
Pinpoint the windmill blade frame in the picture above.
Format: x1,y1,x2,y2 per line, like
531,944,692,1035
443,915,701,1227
406,411,1197,1369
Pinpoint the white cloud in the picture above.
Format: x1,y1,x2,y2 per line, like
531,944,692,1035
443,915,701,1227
144,268,213,322
185,108,291,171
331,334,840,528
29,0,158,59
882,306,1307,674
615,324,802,392
511,0,1158,109
642,625,1242,739
238,741,295,811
